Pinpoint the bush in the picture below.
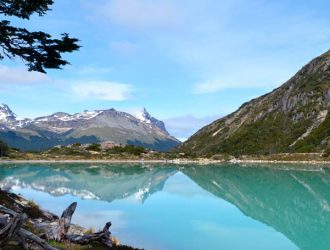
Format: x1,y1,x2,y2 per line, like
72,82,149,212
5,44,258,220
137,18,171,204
107,145,146,156
86,143,101,152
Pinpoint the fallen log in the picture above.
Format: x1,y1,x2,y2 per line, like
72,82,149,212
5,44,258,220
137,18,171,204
47,202,112,247
65,222,112,247
17,228,58,250
1,200,114,249
0,205,18,216
0,213,26,247
0,205,59,250
0,215,9,227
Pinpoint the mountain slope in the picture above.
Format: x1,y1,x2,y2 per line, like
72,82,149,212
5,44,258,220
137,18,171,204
179,50,330,155
0,106,180,152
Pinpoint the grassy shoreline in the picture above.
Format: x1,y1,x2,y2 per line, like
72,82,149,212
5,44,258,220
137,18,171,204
2,157,330,165
3,142,330,165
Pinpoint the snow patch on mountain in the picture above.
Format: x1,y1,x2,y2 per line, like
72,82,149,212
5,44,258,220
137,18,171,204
70,110,103,121
135,108,152,124
0,103,16,122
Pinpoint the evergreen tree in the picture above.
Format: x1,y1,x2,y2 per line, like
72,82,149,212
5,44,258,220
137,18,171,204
0,0,80,73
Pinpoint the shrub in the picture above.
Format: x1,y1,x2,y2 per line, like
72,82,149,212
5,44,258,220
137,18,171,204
86,143,101,152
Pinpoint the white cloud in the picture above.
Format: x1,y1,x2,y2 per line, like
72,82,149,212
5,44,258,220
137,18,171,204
71,81,134,101
0,66,50,85
89,0,182,30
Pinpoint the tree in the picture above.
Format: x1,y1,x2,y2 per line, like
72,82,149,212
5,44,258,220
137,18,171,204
0,0,80,73
0,139,9,157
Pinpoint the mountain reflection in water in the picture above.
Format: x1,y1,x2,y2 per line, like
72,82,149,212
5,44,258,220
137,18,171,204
0,163,329,250
0,164,177,203
183,165,330,250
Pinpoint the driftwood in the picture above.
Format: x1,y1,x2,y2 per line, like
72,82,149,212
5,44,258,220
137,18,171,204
0,213,26,247
48,202,113,247
17,228,58,250
0,205,18,216
0,216,9,227
47,202,77,241
0,202,113,249
0,205,59,249
65,222,113,247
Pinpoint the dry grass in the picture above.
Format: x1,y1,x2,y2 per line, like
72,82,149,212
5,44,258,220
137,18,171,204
25,200,44,219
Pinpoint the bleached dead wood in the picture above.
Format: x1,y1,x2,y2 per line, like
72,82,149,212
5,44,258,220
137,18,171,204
65,222,112,247
0,216,9,227
0,213,26,247
48,202,113,247
0,201,113,249
17,228,58,250
0,205,59,250
47,202,77,241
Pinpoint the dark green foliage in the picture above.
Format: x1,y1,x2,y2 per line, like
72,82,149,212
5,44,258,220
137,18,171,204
202,113,311,156
127,138,179,152
293,113,330,152
0,139,9,156
107,145,146,156
0,0,80,73
322,147,330,157
221,113,311,155
86,143,101,152
0,130,99,151
0,0,53,19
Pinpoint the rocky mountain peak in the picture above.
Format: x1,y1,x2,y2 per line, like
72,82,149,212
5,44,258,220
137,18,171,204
135,108,168,134
0,103,16,122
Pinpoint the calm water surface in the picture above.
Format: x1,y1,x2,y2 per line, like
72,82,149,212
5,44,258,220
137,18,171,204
0,163,329,250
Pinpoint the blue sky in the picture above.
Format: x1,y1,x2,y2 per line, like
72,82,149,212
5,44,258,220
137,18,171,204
1,0,330,140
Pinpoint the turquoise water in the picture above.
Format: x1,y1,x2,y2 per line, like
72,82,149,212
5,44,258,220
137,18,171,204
0,163,329,250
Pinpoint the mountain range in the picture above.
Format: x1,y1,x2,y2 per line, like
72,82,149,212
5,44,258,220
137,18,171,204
0,104,180,152
179,49,330,156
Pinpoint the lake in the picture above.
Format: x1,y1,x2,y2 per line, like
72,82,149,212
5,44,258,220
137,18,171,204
0,163,329,250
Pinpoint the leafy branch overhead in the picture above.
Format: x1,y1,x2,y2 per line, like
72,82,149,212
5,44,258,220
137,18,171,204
0,0,80,73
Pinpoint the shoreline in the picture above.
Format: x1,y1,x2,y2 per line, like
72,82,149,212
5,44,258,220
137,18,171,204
1,158,330,165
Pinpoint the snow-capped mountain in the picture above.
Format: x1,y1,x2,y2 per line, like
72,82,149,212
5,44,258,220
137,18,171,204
134,108,168,134
0,104,180,151
0,104,32,130
0,104,16,122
